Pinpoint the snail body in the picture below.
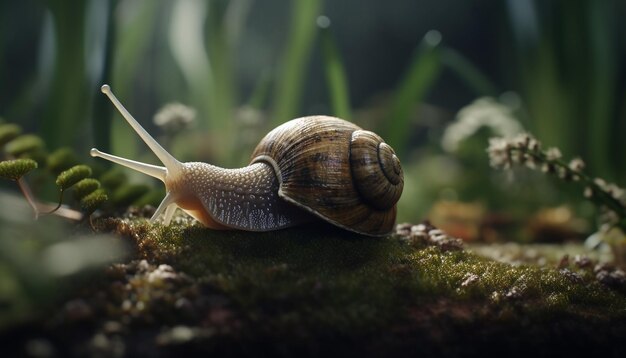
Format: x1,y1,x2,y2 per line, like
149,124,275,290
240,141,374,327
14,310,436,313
91,85,403,236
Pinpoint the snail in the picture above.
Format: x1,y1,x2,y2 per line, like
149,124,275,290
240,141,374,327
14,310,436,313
91,85,403,236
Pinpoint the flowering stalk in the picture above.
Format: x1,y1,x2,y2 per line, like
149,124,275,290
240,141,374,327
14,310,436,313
487,133,626,232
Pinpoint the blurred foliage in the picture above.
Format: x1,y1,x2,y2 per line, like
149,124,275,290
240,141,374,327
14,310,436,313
55,165,93,190
0,0,624,231
0,192,128,330
0,159,38,181
0,120,108,218
0,1,625,346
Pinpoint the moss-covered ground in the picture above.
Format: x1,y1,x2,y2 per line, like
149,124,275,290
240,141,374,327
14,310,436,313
4,215,626,357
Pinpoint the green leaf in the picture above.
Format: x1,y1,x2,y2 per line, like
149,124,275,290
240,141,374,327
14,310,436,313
80,188,108,214
55,165,93,190
73,178,101,200
0,124,22,147
4,135,44,157
0,159,38,181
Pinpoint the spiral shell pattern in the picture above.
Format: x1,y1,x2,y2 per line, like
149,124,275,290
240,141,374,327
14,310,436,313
349,130,403,210
250,116,404,236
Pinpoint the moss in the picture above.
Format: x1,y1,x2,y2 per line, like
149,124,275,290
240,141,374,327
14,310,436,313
5,216,620,356
95,216,626,333
73,178,101,200
0,159,38,181
55,165,92,190
80,189,108,214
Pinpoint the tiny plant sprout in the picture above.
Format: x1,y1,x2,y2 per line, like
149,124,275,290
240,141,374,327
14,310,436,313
73,178,101,200
56,165,93,191
0,159,38,181
80,189,108,214
91,84,184,226
42,164,95,216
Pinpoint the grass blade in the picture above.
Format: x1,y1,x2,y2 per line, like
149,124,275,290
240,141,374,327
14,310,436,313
587,0,615,179
440,47,498,97
319,17,352,120
385,31,443,156
42,0,88,149
271,0,322,126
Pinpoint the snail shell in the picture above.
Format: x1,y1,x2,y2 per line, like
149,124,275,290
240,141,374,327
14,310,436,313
250,116,403,236
91,85,404,236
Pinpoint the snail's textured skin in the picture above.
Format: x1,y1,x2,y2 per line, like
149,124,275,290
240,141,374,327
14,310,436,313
94,86,404,236
169,162,312,231
249,116,403,236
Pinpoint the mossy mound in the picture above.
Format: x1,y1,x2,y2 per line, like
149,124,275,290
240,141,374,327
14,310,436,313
6,217,626,357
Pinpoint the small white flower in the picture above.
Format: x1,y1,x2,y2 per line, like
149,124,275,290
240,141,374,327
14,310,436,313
545,147,562,161
511,151,524,164
593,178,608,193
442,97,523,152
606,183,625,202
568,157,585,172
525,159,537,170
487,137,511,168
513,133,530,148
528,138,540,151
153,103,196,133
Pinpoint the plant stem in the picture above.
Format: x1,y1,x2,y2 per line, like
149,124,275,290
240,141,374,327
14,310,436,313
514,147,626,230
15,177,82,221
16,177,40,219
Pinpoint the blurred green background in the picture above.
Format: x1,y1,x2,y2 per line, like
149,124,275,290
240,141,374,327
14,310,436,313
1,0,625,236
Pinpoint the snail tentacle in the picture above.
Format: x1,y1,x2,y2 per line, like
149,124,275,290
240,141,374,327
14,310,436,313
100,85,184,181
93,84,404,235
150,191,176,223
90,148,167,181
162,203,178,225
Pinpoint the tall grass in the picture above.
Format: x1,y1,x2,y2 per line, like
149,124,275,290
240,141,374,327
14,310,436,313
384,31,442,156
42,1,88,149
319,18,352,121
271,0,322,126
506,0,622,180
0,0,623,189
